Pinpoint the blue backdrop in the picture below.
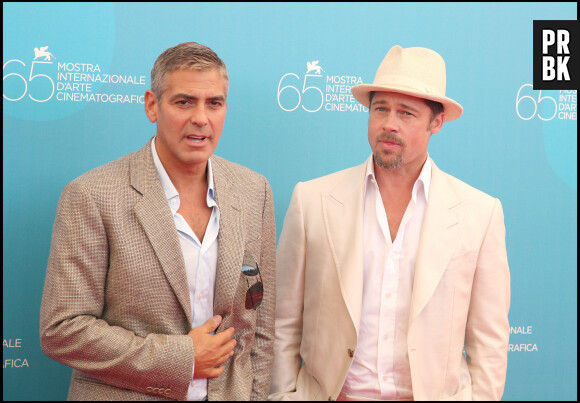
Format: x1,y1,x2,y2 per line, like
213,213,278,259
3,2,577,400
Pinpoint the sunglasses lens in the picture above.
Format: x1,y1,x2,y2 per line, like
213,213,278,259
245,281,264,309
242,265,259,276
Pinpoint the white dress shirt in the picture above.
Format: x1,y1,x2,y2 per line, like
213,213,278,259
151,138,220,401
341,155,431,400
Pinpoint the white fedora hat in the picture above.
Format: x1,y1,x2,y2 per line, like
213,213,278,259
351,45,463,122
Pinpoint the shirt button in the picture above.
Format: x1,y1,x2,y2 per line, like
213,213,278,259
385,292,391,299
383,375,387,381
171,199,177,205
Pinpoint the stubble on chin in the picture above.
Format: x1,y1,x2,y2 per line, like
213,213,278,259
373,133,405,170
374,149,403,170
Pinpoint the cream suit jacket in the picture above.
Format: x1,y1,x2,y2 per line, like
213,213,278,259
40,140,276,401
269,157,510,401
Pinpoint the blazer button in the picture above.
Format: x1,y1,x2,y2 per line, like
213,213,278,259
347,348,354,358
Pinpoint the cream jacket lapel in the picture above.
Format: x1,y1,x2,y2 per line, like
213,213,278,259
321,159,366,335
410,158,464,326
406,159,510,400
270,159,368,401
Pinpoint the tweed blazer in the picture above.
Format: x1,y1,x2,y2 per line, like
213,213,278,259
40,139,276,401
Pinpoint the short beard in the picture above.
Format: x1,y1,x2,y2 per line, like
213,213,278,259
374,150,403,170
373,133,405,170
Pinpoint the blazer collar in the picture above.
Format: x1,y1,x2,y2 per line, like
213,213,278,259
322,157,369,335
207,156,244,320
129,143,245,328
409,159,465,325
129,139,193,324
322,156,465,333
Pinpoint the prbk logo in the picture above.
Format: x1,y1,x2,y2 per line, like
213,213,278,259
524,22,577,191
533,20,578,90
277,60,368,113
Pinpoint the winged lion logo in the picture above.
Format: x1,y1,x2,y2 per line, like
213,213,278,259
306,60,324,75
34,46,55,61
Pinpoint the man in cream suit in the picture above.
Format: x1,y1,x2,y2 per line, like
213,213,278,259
269,45,510,401
40,42,276,400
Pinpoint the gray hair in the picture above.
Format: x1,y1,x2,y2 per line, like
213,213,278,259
150,42,229,101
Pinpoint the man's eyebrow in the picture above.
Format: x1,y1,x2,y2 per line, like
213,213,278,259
398,102,421,112
207,95,226,102
168,93,194,102
372,99,421,112
168,93,226,102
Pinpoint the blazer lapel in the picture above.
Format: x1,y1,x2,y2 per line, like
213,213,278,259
322,160,367,335
409,160,465,326
130,141,192,326
210,157,244,319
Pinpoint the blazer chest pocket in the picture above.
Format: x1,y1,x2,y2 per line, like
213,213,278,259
240,249,263,311
244,236,261,265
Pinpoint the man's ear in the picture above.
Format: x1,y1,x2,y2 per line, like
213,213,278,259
429,112,444,134
144,90,159,123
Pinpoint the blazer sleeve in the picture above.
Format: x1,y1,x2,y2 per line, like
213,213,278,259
250,178,277,400
464,198,511,400
269,183,307,400
39,180,194,400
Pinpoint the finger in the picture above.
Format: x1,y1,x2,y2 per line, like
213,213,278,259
215,326,235,343
206,365,226,379
216,339,236,358
215,350,235,367
198,315,222,334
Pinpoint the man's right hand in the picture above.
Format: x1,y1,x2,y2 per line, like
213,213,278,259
188,315,236,379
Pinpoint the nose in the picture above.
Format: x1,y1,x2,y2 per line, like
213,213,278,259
382,111,399,132
190,104,208,127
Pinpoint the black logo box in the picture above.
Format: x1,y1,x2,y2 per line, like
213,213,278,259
533,20,578,90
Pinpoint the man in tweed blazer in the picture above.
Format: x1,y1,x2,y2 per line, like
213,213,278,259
40,42,276,400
